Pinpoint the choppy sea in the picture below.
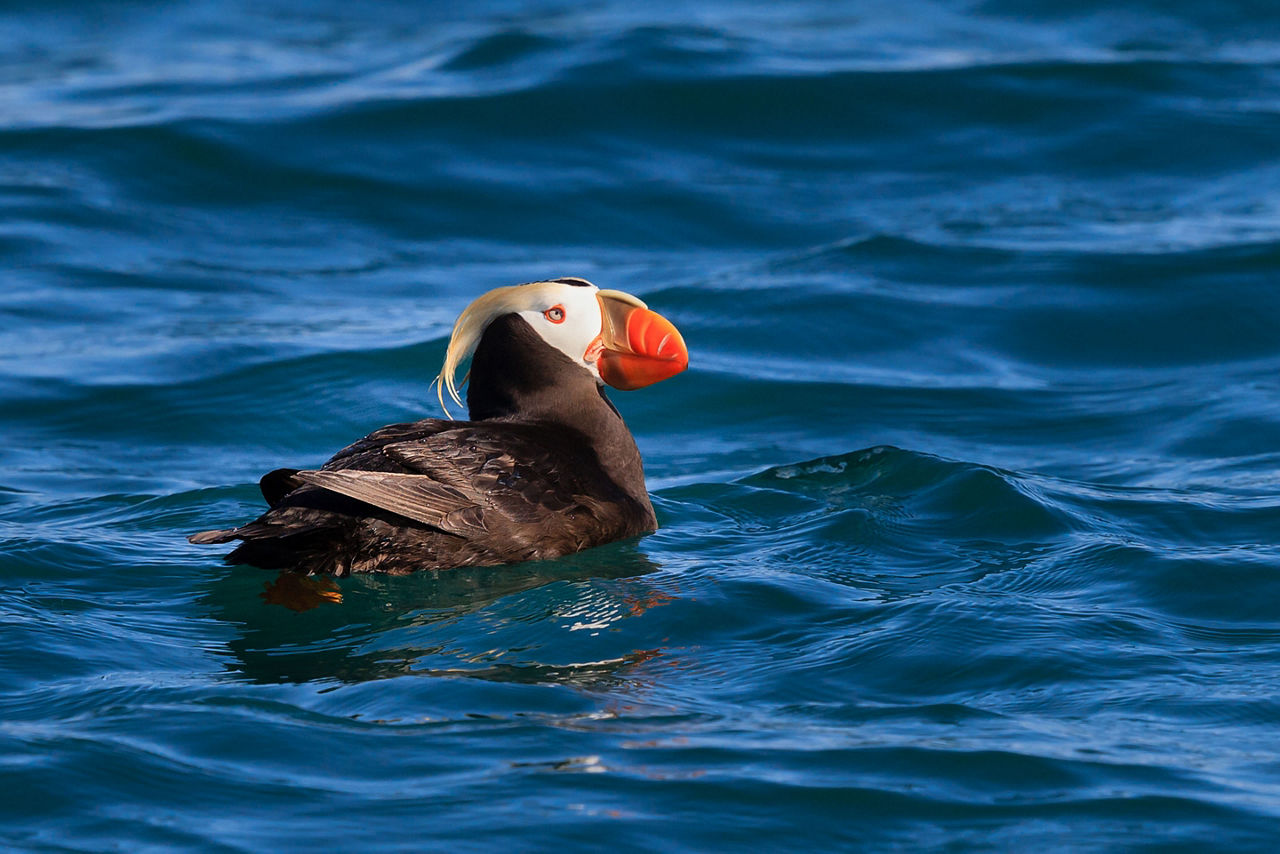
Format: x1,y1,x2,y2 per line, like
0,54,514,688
5,1,1280,849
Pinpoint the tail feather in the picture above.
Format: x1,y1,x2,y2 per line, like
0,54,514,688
188,505,349,574
188,528,239,545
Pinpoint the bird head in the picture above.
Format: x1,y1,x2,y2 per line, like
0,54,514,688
436,277,689,416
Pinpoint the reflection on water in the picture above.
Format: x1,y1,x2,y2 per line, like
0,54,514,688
200,538,669,686
261,573,344,610
413,647,665,685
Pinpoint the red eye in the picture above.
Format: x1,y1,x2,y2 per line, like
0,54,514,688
544,305,566,324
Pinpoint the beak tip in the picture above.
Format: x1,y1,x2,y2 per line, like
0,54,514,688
596,296,688,390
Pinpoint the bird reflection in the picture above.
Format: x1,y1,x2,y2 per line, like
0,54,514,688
200,538,670,686
260,573,343,611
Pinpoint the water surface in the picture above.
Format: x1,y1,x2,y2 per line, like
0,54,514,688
4,1,1280,849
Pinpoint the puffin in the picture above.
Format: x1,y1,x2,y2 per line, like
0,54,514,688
188,277,688,576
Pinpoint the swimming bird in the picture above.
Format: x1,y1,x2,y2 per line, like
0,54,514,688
188,277,688,576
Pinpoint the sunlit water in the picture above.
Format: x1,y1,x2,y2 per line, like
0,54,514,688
4,1,1280,849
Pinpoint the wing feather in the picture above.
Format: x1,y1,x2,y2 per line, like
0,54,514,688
294,470,483,536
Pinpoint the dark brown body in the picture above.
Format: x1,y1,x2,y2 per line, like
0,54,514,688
190,315,658,575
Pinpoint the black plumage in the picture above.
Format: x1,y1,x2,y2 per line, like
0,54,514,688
190,313,660,576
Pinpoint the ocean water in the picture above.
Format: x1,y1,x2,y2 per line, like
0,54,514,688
4,0,1280,849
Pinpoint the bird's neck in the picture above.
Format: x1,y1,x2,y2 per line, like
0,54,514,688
465,315,654,516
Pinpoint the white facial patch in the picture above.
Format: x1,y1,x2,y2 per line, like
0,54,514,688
516,283,605,380
438,278,614,415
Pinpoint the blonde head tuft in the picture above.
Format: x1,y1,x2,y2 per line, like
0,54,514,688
435,280,598,418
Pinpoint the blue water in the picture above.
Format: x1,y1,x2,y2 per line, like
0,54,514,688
5,1,1280,849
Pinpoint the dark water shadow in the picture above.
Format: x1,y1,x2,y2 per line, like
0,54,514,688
198,538,664,686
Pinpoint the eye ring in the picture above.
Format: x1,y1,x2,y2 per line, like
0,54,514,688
543,305,566,324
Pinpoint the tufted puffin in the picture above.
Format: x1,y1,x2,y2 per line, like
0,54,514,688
188,277,688,576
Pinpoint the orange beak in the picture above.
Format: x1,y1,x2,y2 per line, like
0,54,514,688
592,290,689,390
